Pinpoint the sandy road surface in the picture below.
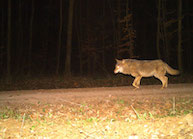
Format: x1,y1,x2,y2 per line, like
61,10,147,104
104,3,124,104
0,83,192,105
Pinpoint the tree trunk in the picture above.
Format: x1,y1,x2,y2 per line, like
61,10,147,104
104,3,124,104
127,0,134,58
6,0,11,83
185,0,192,70
77,0,83,75
117,0,121,58
28,0,34,76
56,0,63,75
1,3,5,71
107,0,117,59
65,0,74,76
102,0,105,70
86,0,90,75
16,0,24,74
156,0,161,59
177,0,182,71
162,0,170,62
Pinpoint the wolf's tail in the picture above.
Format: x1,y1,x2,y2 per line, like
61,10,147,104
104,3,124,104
165,63,180,75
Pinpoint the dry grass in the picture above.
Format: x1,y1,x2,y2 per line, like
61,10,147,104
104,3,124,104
0,96,193,138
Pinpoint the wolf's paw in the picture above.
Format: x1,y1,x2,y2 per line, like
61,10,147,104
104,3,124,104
160,86,167,89
133,87,139,91
132,83,139,89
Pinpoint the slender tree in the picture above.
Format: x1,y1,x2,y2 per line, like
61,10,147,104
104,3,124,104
28,0,35,75
162,0,170,62
185,0,192,70
177,0,182,71
156,0,161,59
16,0,24,74
65,0,74,76
77,0,83,75
102,0,105,69
117,0,121,58
107,0,117,59
1,3,5,71
56,0,63,75
127,0,134,58
6,0,11,82
86,0,91,75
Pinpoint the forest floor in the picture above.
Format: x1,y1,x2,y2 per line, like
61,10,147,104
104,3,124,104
0,83,193,138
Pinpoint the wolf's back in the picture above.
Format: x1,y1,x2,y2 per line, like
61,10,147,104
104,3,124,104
165,63,180,75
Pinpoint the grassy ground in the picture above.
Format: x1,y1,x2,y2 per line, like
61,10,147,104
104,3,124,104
0,95,193,138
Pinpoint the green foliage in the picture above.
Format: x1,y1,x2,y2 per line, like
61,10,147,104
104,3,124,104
0,107,21,119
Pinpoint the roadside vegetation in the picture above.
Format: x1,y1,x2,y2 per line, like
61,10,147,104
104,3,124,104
0,73,192,91
0,93,192,138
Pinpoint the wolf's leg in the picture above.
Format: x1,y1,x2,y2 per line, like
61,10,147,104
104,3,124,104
155,75,168,88
162,76,168,88
132,76,141,88
136,76,142,86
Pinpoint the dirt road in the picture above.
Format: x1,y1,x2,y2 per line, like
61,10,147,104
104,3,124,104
0,83,192,105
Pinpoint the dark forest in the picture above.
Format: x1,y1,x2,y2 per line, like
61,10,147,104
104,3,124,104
0,0,193,90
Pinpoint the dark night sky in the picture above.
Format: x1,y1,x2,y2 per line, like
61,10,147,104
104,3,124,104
0,0,193,78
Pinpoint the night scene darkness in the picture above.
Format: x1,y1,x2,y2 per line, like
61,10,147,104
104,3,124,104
0,0,193,137
0,0,193,84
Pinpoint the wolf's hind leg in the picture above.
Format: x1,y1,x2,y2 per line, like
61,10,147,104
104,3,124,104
164,76,168,88
155,75,168,88
136,76,142,86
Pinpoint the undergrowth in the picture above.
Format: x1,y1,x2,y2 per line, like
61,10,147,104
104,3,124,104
0,73,192,91
0,97,192,138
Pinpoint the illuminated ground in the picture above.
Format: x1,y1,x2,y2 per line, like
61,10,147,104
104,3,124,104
0,83,193,138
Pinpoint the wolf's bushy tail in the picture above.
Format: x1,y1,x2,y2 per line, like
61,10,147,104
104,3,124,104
165,63,180,75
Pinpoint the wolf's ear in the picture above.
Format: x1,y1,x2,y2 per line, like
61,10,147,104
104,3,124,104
122,59,126,63
115,59,120,63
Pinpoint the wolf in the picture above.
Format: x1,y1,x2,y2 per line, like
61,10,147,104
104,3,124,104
114,59,179,88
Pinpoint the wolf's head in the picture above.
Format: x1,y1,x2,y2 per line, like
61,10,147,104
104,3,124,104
114,59,126,74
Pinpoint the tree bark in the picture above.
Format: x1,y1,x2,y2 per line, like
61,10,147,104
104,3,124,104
1,3,5,70
177,0,182,71
65,0,74,76
16,0,24,74
56,0,63,75
107,0,117,59
185,0,192,70
6,0,11,83
156,0,161,59
28,0,34,76
127,0,134,58
117,0,121,58
102,0,106,70
77,0,83,75
162,0,170,63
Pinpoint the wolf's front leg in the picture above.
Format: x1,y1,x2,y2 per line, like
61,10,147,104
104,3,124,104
132,76,141,88
136,76,142,86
